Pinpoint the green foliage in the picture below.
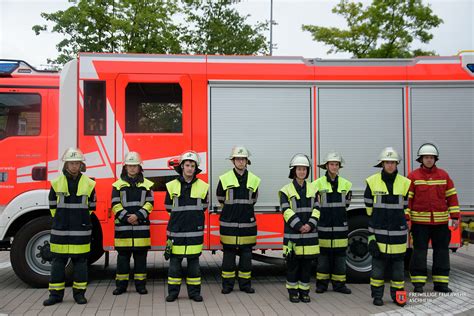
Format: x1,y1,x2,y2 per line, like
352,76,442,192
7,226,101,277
302,0,443,58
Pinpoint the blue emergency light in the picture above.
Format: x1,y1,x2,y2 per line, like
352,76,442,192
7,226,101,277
0,61,19,74
467,64,474,73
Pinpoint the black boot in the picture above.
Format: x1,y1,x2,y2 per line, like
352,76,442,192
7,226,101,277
73,290,87,305
373,298,384,306
289,294,300,303
434,285,452,293
240,287,255,294
334,285,352,294
43,295,63,306
190,294,203,302
221,287,233,294
166,293,178,302
113,287,127,295
299,292,311,303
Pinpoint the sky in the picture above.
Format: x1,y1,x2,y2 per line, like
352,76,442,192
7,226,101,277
0,0,473,68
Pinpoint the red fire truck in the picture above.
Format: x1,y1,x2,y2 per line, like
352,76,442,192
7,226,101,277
1,54,473,287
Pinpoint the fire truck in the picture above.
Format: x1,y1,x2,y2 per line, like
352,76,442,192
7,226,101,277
0,53,473,287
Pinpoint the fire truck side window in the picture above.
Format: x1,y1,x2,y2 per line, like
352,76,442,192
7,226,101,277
0,93,41,140
125,83,182,133
84,81,107,136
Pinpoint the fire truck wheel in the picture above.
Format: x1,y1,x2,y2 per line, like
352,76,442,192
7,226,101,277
10,216,73,288
346,214,371,283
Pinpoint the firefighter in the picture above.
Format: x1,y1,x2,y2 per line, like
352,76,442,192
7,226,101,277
164,151,209,302
313,151,352,295
217,146,260,294
43,148,96,306
279,154,319,303
111,151,154,296
408,143,460,293
364,147,411,307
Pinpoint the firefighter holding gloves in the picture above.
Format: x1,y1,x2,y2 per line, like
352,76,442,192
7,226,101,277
313,151,352,295
43,148,96,306
111,151,154,296
364,147,411,307
164,151,209,302
217,146,260,295
279,154,320,303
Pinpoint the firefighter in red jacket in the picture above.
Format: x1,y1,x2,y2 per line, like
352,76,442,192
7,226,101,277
408,143,460,293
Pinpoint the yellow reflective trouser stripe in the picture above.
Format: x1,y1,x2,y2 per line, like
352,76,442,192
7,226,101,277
294,245,320,256
73,281,87,290
186,277,201,285
238,271,251,279
331,274,346,282
134,273,146,280
390,280,404,289
377,242,406,254
286,281,298,289
171,244,203,255
370,278,384,287
115,238,151,247
222,271,236,278
317,273,330,280
410,275,427,283
298,282,310,290
50,243,90,254
116,274,129,281
48,282,66,291
432,275,449,283
319,239,348,248
220,235,257,245
168,277,182,285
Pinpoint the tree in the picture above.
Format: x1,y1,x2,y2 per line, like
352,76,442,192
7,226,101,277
181,0,268,55
33,0,269,65
33,0,182,64
302,0,443,58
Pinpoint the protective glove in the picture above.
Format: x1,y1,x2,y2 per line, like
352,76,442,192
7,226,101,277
368,235,380,258
164,239,173,261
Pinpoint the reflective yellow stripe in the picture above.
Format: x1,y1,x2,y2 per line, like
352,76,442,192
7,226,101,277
319,239,348,248
370,278,384,287
410,275,427,283
220,235,257,246
286,281,298,289
298,282,310,290
50,243,90,254
238,271,251,279
168,277,182,285
283,208,297,222
366,207,373,216
445,188,457,197
414,180,447,185
331,274,346,282
432,275,449,283
411,216,431,222
448,206,460,213
317,272,330,280
311,209,320,220
50,209,57,217
116,274,129,281
222,271,236,278
73,281,87,290
294,245,320,255
377,242,406,254
171,244,203,255
408,191,414,198
390,280,404,289
142,201,153,213
115,238,151,247
134,273,146,280
186,277,201,285
112,203,124,214
48,282,65,290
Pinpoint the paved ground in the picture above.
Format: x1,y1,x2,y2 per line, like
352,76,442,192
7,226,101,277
0,246,473,315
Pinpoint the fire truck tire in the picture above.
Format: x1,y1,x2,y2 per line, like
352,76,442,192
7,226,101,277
10,216,73,288
346,214,371,283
